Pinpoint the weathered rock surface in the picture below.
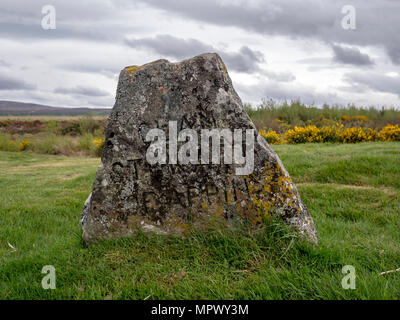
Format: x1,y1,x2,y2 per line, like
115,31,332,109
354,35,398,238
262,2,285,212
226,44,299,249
81,53,318,243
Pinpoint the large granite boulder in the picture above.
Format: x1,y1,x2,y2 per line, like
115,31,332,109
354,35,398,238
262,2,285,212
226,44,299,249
81,53,318,243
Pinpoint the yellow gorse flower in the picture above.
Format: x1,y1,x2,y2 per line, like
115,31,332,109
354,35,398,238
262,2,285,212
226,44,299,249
93,138,104,148
380,124,400,141
282,124,400,144
259,129,282,144
19,140,30,151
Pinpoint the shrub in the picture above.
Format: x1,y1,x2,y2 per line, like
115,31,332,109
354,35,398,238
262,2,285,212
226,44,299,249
46,120,61,134
365,128,380,142
353,115,368,122
78,133,97,155
32,133,60,154
284,126,322,144
61,121,81,136
282,125,400,144
19,140,31,151
380,124,400,141
259,130,282,144
79,115,100,134
283,125,379,144
93,138,104,156
339,127,367,143
318,125,342,143
0,133,19,152
308,115,336,128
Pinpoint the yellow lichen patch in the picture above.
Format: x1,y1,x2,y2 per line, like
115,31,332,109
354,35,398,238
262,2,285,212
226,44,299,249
225,191,232,204
263,184,271,193
214,205,224,219
125,65,142,74
243,159,301,226
221,62,228,74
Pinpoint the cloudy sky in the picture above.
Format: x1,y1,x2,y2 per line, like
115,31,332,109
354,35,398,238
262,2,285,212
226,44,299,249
0,0,399,109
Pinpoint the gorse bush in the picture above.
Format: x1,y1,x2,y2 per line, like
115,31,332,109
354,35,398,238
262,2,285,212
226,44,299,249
260,124,400,145
340,115,369,123
318,125,342,143
93,138,104,156
258,129,282,144
365,128,380,142
19,140,30,151
284,126,321,144
340,127,367,143
282,125,343,144
380,124,400,141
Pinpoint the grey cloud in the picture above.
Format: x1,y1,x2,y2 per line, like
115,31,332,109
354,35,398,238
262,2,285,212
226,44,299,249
296,57,332,65
125,34,265,73
331,44,374,66
57,63,120,79
386,43,400,65
139,0,400,65
222,46,264,73
263,70,296,82
54,85,110,97
2,0,399,65
0,74,36,90
0,0,138,42
125,34,214,60
345,72,400,97
0,0,115,21
0,21,109,42
0,59,11,67
1,0,398,108
140,0,332,36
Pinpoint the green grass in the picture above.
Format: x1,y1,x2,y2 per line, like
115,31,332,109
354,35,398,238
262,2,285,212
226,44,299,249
0,142,399,299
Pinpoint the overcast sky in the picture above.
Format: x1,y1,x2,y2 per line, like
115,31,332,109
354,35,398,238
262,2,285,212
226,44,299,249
0,0,399,109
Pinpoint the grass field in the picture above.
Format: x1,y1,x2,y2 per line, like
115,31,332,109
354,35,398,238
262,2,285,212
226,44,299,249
0,142,399,299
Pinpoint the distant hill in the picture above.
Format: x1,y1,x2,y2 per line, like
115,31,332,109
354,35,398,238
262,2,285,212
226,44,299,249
0,100,111,116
